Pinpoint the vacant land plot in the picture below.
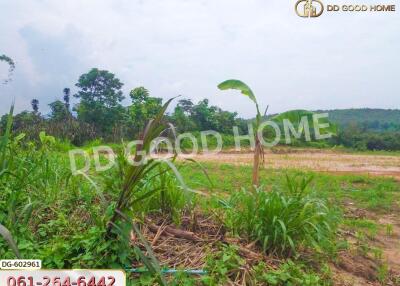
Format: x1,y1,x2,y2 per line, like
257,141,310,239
182,148,400,180
179,162,400,285
2,141,400,285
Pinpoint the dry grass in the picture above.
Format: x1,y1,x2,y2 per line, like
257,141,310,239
131,212,268,270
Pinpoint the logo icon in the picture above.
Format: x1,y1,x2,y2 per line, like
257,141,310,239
295,0,324,17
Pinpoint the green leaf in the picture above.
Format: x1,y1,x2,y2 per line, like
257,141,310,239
0,223,21,258
0,104,14,170
218,79,258,106
39,131,46,143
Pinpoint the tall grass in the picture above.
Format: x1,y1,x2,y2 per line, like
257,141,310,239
0,104,22,258
224,175,339,256
106,98,176,235
106,97,189,285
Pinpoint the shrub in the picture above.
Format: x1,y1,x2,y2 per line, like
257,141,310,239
224,175,339,256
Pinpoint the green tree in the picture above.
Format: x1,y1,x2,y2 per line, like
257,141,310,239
74,68,125,134
214,109,238,134
0,54,15,84
170,98,242,133
171,105,195,132
48,100,69,121
63,88,71,111
177,99,194,114
191,99,217,130
129,87,162,134
31,99,39,114
170,99,196,132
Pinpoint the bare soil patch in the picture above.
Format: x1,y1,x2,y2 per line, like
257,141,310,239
333,205,400,285
182,148,400,180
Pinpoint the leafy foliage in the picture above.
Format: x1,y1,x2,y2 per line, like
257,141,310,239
320,108,400,131
74,68,125,134
129,87,163,134
133,169,194,224
48,100,69,121
0,54,15,84
170,98,245,134
251,260,326,285
218,79,263,186
224,175,339,256
202,244,245,285
0,105,22,258
218,79,258,111
63,88,71,111
31,99,39,114
271,109,337,141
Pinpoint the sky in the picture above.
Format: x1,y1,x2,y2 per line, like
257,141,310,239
0,0,399,118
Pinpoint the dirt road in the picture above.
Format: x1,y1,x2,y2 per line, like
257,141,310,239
184,148,400,180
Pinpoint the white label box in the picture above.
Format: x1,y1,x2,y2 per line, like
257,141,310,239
0,270,126,286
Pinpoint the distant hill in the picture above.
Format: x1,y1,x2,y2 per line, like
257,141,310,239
265,108,400,132
315,108,400,132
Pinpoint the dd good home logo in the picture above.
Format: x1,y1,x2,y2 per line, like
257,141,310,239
295,0,324,17
295,0,395,17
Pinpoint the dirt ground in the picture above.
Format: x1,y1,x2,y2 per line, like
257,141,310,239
332,206,400,285
182,148,400,181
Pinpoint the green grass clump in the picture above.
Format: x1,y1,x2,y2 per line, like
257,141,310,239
251,260,328,286
224,176,340,256
343,218,379,238
132,169,195,224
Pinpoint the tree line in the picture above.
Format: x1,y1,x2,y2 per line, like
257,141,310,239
1,67,399,151
0,68,248,145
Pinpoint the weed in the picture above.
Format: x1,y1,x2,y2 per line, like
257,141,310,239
202,244,245,285
251,260,326,285
344,218,379,238
377,262,389,284
133,169,194,224
386,224,394,236
225,175,339,256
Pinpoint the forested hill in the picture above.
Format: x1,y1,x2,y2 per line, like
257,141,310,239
316,108,400,131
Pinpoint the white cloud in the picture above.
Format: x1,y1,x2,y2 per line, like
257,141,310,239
0,0,399,117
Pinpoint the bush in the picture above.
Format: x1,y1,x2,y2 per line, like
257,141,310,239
224,176,339,256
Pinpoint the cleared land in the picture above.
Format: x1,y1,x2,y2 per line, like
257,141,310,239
183,148,400,181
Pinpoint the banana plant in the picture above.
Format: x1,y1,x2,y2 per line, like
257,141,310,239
218,80,264,187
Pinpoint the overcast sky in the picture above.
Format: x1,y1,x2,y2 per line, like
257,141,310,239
0,0,399,118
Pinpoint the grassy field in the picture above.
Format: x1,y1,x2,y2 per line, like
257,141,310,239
0,101,399,285
1,130,400,286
